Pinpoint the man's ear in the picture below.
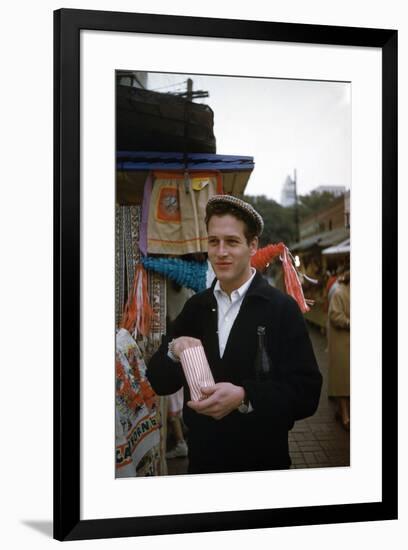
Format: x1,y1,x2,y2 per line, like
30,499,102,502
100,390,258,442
249,236,258,256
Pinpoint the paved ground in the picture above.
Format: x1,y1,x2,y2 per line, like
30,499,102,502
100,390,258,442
289,324,350,469
167,324,350,475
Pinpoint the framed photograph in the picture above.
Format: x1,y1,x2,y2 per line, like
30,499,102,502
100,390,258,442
54,8,397,541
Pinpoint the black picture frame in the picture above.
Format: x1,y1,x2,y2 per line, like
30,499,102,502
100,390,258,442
54,8,398,541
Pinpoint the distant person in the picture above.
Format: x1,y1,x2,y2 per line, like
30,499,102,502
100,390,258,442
324,269,338,312
327,270,350,430
147,195,322,474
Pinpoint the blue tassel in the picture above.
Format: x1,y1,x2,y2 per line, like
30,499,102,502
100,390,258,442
141,256,208,293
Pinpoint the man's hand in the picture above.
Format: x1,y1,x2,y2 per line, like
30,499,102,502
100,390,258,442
187,383,245,420
171,336,202,359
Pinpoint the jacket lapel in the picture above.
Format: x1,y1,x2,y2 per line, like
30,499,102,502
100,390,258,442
199,292,221,372
220,273,271,374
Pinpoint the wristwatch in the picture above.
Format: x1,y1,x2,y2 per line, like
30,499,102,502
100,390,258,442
167,339,180,362
238,392,250,414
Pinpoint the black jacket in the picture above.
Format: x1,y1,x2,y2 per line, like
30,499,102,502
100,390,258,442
147,272,322,474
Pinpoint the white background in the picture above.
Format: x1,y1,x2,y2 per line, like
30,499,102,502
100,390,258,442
0,0,405,549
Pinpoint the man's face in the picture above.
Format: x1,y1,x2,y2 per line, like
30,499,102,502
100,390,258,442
207,214,258,293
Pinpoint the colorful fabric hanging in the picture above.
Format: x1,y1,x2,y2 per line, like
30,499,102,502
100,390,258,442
139,173,153,256
141,256,208,293
146,171,223,255
115,205,126,328
116,204,168,476
116,205,142,328
134,269,168,365
120,264,153,338
148,270,167,343
251,243,310,313
123,205,141,294
280,246,310,313
115,328,161,478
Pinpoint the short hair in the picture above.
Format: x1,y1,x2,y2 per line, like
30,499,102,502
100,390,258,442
205,201,259,244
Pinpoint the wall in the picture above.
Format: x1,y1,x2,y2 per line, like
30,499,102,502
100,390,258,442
300,194,348,238
1,1,405,549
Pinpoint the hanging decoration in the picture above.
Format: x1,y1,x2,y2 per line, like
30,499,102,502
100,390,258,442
120,264,153,338
123,205,141,295
115,328,161,478
139,173,153,256
141,256,208,293
146,172,222,255
144,270,167,360
279,246,311,313
115,205,126,328
251,243,284,271
251,243,311,313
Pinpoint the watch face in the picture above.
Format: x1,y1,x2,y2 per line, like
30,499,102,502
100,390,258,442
238,402,248,414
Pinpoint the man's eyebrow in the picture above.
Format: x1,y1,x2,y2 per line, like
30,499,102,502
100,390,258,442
208,234,242,239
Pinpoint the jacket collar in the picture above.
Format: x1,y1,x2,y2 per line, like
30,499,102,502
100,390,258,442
205,270,271,305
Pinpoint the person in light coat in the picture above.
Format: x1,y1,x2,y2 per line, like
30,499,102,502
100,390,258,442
327,271,350,430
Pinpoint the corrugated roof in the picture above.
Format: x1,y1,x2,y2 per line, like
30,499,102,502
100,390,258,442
291,227,350,252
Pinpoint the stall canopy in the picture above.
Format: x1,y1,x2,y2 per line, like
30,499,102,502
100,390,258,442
291,227,350,252
117,151,255,203
321,238,350,256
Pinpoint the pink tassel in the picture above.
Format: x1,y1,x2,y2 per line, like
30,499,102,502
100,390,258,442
280,246,310,313
251,243,310,313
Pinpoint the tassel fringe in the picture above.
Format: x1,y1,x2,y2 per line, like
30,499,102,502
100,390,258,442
251,243,310,313
120,264,153,337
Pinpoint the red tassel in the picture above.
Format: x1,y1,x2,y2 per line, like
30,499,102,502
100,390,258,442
251,243,284,271
280,246,310,313
251,243,310,313
120,264,153,337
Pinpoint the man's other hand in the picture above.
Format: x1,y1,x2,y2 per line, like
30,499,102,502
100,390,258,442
187,383,245,420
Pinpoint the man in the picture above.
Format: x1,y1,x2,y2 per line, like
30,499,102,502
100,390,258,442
147,195,322,474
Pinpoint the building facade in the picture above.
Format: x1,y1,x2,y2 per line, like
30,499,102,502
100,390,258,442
300,191,350,239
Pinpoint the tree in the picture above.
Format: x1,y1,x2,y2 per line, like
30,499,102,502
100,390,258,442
243,195,296,247
243,190,341,248
297,191,339,221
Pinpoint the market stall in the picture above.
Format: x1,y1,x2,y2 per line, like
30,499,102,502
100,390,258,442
115,151,254,477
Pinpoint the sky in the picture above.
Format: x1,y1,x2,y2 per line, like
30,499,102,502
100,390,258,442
145,72,351,203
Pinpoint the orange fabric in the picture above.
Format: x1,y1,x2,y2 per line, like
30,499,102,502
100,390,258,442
156,186,181,222
120,264,153,337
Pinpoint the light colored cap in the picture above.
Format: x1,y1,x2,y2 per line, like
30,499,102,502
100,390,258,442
206,194,264,236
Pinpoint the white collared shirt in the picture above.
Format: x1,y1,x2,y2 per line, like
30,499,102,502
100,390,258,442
213,268,256,357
